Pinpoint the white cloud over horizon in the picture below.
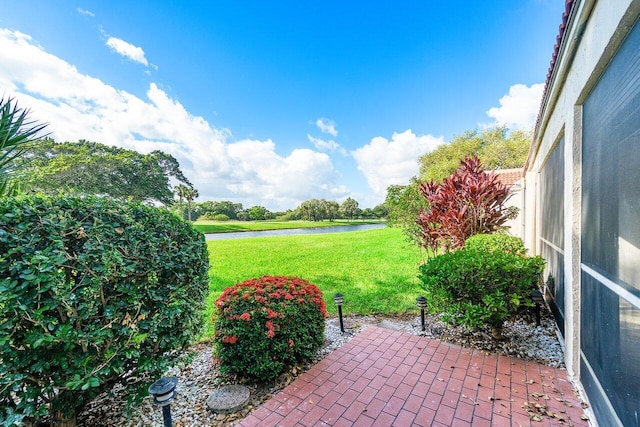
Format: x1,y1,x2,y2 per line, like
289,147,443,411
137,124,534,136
0,28,348,211
486,83,544,131
351,130,444,197
315,118,338,136
105,36,149,66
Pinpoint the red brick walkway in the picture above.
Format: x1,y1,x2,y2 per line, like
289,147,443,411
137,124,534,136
238,326,590,426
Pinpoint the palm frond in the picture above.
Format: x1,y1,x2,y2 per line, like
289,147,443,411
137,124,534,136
0,96,49,196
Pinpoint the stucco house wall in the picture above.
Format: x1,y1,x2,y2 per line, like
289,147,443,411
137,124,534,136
524,1,640,425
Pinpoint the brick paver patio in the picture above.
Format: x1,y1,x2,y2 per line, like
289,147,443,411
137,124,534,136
238,326,590,426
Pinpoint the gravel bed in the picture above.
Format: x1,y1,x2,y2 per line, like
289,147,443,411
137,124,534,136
78,309,564,426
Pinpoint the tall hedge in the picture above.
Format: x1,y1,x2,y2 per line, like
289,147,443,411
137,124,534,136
0,195,209,425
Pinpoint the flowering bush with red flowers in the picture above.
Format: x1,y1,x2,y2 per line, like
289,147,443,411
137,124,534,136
213,276,327,381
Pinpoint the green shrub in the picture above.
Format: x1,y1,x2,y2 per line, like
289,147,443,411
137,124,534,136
418,249,544,335
0,195,209,425
464,233,527,256
197,213,230,221
213,276,327,381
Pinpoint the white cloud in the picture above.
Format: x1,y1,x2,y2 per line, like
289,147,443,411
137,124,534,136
307,134,348,156
351,129,444,196
315,118,338,136
105,36,149,66
486,83,544,131
225,142,343,207
77,8,95,17
0,28,348,211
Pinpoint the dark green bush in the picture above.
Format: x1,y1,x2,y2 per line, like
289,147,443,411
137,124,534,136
418,249,544,335
197,213,229,221
464,233,527,256
213,214,230,221
0,195,209,425
213,276,327,381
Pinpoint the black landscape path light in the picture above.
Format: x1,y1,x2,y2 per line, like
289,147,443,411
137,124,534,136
531,289,543,327
416,296,427,331
333,293,345,333
149,376,178,427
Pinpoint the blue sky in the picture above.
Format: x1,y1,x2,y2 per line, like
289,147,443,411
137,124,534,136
0,1,563,210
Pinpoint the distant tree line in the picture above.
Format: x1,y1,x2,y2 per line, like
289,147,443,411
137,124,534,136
8,135,389,223
181,197,389,222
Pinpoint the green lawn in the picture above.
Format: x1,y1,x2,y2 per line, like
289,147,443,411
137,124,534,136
203,227,425,338
193,219,383,234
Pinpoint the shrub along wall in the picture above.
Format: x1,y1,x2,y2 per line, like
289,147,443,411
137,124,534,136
464,233,527,256
418,247,544,337
0,195,209,425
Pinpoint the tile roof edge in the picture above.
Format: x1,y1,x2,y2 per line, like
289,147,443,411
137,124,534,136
534,0,576,134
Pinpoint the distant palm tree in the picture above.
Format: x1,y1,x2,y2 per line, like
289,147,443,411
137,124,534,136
174,183,189,219
0,97,48,196
183,186,199,221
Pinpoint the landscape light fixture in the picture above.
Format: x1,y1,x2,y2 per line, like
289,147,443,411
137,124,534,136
333,293,345,333
148,376,178,427
531,290,543,327
416,296,427,332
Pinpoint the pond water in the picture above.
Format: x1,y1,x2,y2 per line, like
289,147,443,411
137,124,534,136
204,223,386,241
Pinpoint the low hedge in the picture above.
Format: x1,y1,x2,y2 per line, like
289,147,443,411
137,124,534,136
418,249,544,335
213,276,327,381
0,195,209,425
